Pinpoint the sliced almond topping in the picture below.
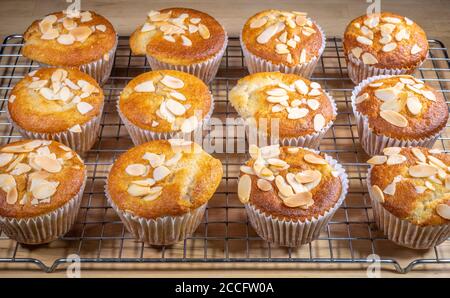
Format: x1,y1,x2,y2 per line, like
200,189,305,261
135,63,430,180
250,17,267,28
282,191,314,208
141,23,156,32
10,163,31,176
266,88,287,97
379,34,392,45
436,204,450,220
198,24,210,39
34,156,61,173
142,190,162,201
351,47,363,59
249,144,260,159
313,114,326,132
308,88,321,96
188,24,198,33
356,35,373,46
411,148,426,162
422,90,436,102
294,79,308,95
361,52,378,65
127,184,151,196
382,42,397,52
77,101,94,115
163,35,175,42
166,98,186,116
8,95,16,103
39,87,54,100
383,182,396,196
125,163,147,176
275,175,294,197
240,165,255,175
387,154,407,165
299,48,307,63
428,155,447,169
153,165,171,181
257,179,272,192
411,44,422,55
295,170,321,184
69,124,82,133
371,185,385,203
181,116,199,133
165,152,181,167
96,24,107,32
304,154,327,165
406,96,422,115
288,107,309,119
80,11,93,23
287,147,299,154
374,87,399,101
190,18,201,24
0,153,14,167
160,75,184,89
307,99,320,111
41,28,59,40
367,155,387,165
256,22,283,44
355,92,369,104
134,81,155,92
70,26,92,42
238,174,252,203
267,158,288,168
383,147,401,155
6,187,18,204
380,110,408,128
395,28,409,42
57,34,75,45
181,35,192,46
409,164,438,178
295,15,307,26
143,152,165,168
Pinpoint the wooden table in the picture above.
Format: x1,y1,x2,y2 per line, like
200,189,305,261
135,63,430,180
0,0,449,278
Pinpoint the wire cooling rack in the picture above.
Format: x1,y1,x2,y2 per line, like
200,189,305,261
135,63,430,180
0,35,449,274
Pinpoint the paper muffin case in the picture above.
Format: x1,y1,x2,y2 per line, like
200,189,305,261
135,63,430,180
0,171,86,245
351,74,442,156
240,22,326,78
105,185,206,246
38,35,118,86
366,169,450,249
146,32,228,84
346,52,426,85
246,91,337,148
117,95,215,145
6,106,103,153
244,148,349,247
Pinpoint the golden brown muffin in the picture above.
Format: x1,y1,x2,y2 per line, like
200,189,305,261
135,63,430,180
130,8,226,65
241,9,324,67
8,68,104,134
354,75,448,140
107,139,223,219
229,72,335,138
368,147,450,226
343,12,428,70
23,10,117,66
119,70,212,133
238,145,343,221
0,139,85,219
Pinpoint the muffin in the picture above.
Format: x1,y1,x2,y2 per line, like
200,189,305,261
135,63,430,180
241,9,325,77
7,68,104,152
367,147,450,249
343,12,428,84
130,8,227,83
351,74,448,155
118,70,213,145
238,144,348,246
0,139,86,244
23,10,117,84
229,72,336,148
106,139,223,245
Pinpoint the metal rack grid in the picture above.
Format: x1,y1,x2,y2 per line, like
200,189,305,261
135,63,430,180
0,35,449,274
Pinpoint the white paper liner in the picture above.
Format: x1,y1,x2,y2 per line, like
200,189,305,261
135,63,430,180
240,21,326,78
117,94,215,145
246,91,337,148
367,168,450,249
351,74,442,155
0,171,87,245
6,105,104,153
105,184,206,246
346,51,426,85
146,31,228,83
38,36,118,85
244,148,349,247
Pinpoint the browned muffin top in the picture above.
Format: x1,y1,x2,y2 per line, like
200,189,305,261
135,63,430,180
23,10,117,66
130,8,226,65
229,72,335,138
0,140,85,219
369,147,450,226
238,145,343,221
355,75,448,140
8,68,104,134
242,9,324,67
107,139,223,219
343,12,428,69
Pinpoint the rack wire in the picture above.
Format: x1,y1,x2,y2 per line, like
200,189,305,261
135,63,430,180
0,35,449,274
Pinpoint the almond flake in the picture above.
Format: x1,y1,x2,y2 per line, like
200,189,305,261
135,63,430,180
181,35,192,47
198,24,210,39
275,43,289,54
436,204,450,220
181,116,198,133
287,147,299,154
357,35,373,46
361,52,378,65
411,44,422,55
275,175,294,198
69,124,82,133
257,178,272,191
10,163,31,175
304,153,327,165
379,34,392,45
34,155,61,173
288,107,309,119
408,164,438,178
160,75,184,89
141,23,156,32
267,158,288,168
382,17,401,24
134,81,155,92
80,11,92,23
382,42,397,52
238,174,252,203
405,17,413,25
283,191,314,208
395,28,409,42
406,96,422,115
383,182,396,196
411,148,426,162
77,102,94,115
287,39,297,49
266,88,287,97
367,155,387,165
0,153,14,167
313,114,326,132
295,170,321,184
127,184,151,196
351,47,363,59
240,165,254,175
380,110,408,127
308,88,321,97
190,18,201,24
371,185,385,203
57,34,75,45
299,48,307,63
40,87,54,100
8,95,16,103
428,155,447,169
166,99,186,116
267,95,289,103
250,17,267,28
96,24,106,32
163,35,175,43
422,90,436,102
6,187,18,204
257,22,284,44
294,79,308,95
307,99,320,110
41,28,59,40
142,191,162,201
387,154,407,165
355,92,369,104
153,165,171,181
126,163,147,176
